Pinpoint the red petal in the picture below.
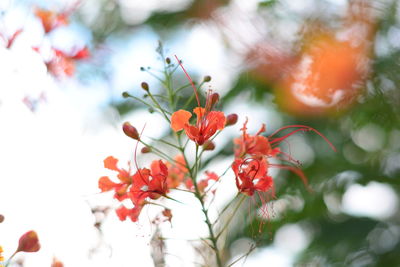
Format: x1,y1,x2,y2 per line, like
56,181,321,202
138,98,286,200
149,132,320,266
115,206,129,221
171,110,192,131
193,107,206,119
98,176,117,192
207,111,226,130
205,171,218,181
255,176,273,192
104,156,119,171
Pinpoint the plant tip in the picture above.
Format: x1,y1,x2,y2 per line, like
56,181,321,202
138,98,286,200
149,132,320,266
141,82,149,91
203,75,212,82
225,114,238,126
123,122,140,140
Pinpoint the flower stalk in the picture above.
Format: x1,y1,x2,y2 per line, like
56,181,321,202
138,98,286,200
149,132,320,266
98,44,335,266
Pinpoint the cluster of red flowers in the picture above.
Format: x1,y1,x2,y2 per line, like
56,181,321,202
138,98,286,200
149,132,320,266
33,7,90,77
99,57,335,224
99,154,181,222
99,150,221,222
1,6,89,77
233,120,336,197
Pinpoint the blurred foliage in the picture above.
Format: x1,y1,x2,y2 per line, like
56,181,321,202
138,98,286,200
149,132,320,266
78,0,400,265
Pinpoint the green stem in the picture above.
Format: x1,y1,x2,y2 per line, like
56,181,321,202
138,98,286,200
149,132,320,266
5,251,17,267
176,137,223,267
216,195,246,239
147,91,171,123
139,140,176,163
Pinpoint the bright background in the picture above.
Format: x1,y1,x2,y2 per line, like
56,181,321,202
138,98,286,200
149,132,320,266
1,0,400,266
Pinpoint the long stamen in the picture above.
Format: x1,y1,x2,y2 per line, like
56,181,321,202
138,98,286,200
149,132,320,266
269,125,336,152
134,124,148,185
276,150,301,166
240,158,261,181
174,55,202,109
270,128,309,146
269,163,312,192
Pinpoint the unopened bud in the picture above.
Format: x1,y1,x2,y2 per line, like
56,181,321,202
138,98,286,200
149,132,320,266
123,122,140,140
141,146,151,153
210,93,219,106
225,114,238,126
140,67,145,71
148,108,155,113
17,230,40,253
51,257,64,267
0,214,4,223
203,75,212,82
122,92,130,98
141,82,149,91
203,140,215,151
166,57,171,64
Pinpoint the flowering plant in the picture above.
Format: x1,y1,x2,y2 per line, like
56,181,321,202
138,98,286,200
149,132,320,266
98,44,335,266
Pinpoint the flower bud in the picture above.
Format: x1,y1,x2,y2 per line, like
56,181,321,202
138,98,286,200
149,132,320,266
123,122,139,140
0,214,4,223
16,230,40,253
165,57,171,64
210,93,219,106
225,113,238,126
122,92,130,98
51,258,64,267
141,82,149,91
203,75,211,82
141,146,151,153
203,140,215,151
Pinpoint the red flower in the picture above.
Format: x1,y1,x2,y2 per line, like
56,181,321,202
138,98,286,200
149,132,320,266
166,155,188,188
234,119,279,158
171,106,225,145
172,57,226,145
16,231,40,253
46,47,90,77
129,160,169,204
235,119,336,161
35,8,68,33
186,171,219,193
100,157,172,222
232,120,335,195
115,204,144,222
98,156,133,201
232,158,273,196
51,257,64,267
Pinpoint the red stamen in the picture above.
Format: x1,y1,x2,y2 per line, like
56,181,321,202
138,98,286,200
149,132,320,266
174,55,202,109
270,128,309,146
269,125,336,152
269,163,312,192
134,124,148,185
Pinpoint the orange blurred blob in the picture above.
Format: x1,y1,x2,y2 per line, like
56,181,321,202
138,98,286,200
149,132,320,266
0,245,4,262
187,0,229,20
249,0,376,116
276,32,372,115
35,8,68,33
51,257,64,267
